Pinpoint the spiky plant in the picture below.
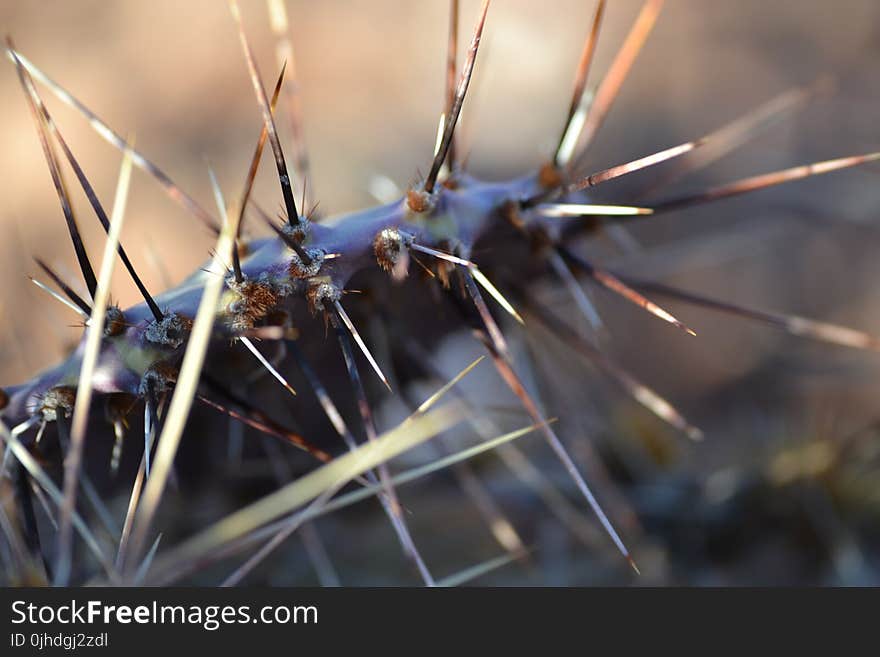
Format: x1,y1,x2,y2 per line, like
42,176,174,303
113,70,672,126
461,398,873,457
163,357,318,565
1,0,878,586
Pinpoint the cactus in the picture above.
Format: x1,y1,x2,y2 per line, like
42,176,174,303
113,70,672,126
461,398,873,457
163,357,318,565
1,0,878,586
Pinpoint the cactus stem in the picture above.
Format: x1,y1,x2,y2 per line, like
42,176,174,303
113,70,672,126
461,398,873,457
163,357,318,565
286,340,354,447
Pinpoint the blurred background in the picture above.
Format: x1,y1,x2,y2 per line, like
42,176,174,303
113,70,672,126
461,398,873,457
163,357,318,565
2,0,880,585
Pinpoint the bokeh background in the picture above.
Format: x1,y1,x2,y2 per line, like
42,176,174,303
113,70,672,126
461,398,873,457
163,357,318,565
2,0,880,585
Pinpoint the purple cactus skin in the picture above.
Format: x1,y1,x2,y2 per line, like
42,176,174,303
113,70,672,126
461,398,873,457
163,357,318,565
1,173,562,427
